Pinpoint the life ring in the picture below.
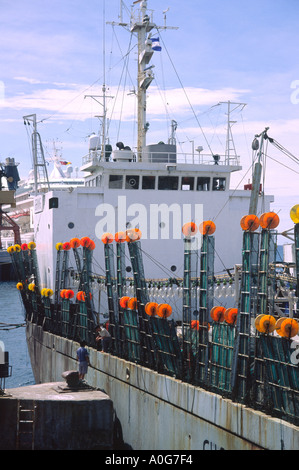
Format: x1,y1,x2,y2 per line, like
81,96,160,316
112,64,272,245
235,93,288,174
76,291,86,302
16,282,23,291
290,204,299,224
21,243,28,251
191,320,200,330
65,289,74,299
56,242,63,251
145,302,158,317
182,222,198,238
240,214,259,232
88,240,96,250
60,289,67,299
224,308,238,325
14,244,21,252
210,306,225,322
62,242,71,251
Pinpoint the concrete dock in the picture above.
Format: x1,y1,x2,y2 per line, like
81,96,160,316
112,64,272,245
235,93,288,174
0,377,114,450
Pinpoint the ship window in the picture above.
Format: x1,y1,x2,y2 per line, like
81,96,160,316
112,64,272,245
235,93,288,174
125,175,139,189
197,177,210,191
212,177,226,191
181,177,194,190
158,176,179,190
109,175,123,189
142,175,155,189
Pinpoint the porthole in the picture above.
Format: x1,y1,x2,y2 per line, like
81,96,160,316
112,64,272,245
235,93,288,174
170,265,177,272
126,266,132,273
68,222,75,229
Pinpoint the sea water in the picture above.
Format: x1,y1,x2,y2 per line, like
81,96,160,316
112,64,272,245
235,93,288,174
0,281,35,389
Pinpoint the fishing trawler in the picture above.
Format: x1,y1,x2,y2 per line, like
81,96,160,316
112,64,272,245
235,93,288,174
7,0,299,450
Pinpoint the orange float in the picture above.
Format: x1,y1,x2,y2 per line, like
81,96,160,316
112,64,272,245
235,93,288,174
119,296,130,309
276,318,299,338
157,303,172,318
182,222,198,238
224,308,238,325
240,214,260,232
127,297,137,310
88,240,96,250
126,228,142,242
191,320,200,330
115,231,127,243
60,289,67,299
81,236,91,247
145,302,158,317
198,220,216,236
259,212,279,230
70,238,81,249
65,289,74,299
76,291,86,302
210,306,225,322
101,233,114,244
255,314,276,333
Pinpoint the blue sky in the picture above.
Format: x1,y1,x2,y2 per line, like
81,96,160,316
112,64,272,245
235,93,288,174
1,0,299,234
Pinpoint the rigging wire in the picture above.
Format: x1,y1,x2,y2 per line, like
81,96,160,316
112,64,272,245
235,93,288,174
157,29,214,156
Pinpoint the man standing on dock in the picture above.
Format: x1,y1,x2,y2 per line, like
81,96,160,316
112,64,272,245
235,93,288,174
76,341,90,380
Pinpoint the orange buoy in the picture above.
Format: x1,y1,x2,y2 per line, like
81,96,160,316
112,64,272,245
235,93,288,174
65,289,74,299
157,303,172,318
126,228,142,242
240,214,260,232
259,212,279,230
191,320,200,330
145,302,158,317
21,243,28,251
198,220,216,236
127,297,137,310
60,289,67,299
70,238,81,249
76,291,86,302
115,231,127,243
277,318,299,338
182,222,198,238
88,240,96,250
210,306,225,322
101,233,114,244
63,242,71,251
255,314,276,333
119,296,130,309
224,308,238,325
80,236,91,247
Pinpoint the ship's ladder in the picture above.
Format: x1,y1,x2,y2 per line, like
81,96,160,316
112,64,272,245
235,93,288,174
16,399,37,450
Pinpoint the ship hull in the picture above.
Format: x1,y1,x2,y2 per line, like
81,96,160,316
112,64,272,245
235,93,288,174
26,320,299,450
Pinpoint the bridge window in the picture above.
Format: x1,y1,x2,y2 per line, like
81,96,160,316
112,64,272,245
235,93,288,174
142,175,156,189
212,177,226,191
181,177,194,190
109,175,123,189
125,175,140,189
197,177,210,191
158,176,179,190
